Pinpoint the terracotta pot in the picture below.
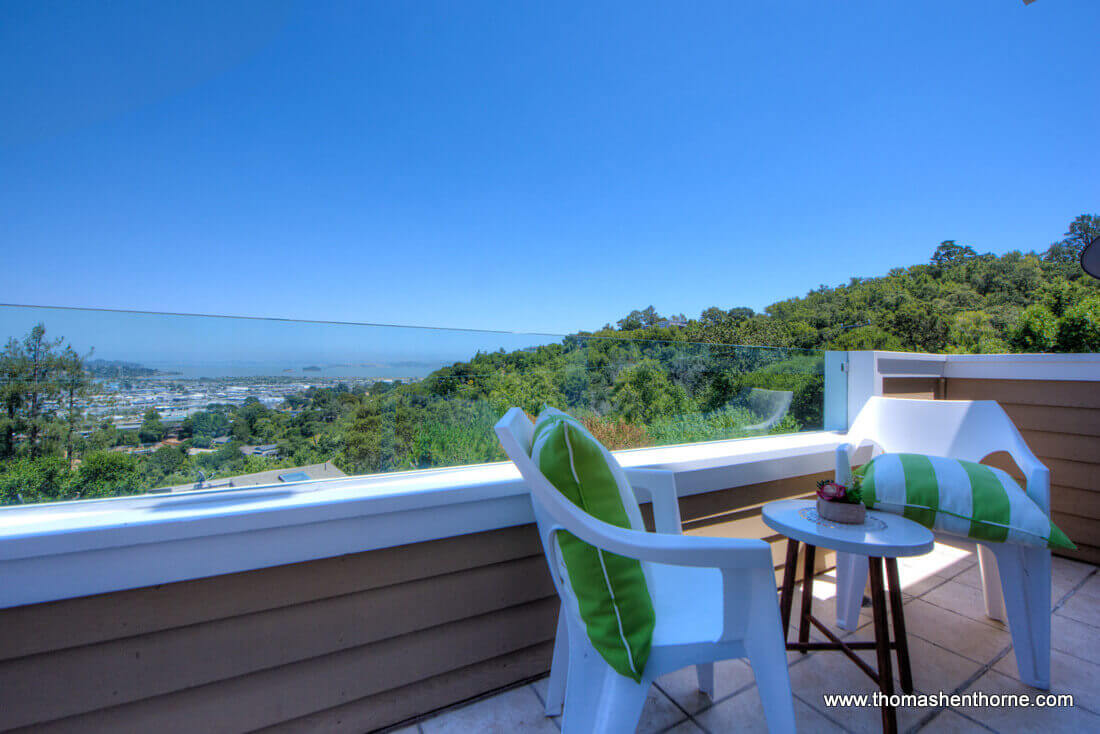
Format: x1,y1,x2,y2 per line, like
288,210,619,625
817,498,866,524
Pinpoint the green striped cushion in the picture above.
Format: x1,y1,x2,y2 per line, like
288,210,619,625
856,453,1074,550
531,407,654,682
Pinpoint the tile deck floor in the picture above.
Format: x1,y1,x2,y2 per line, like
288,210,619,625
385,540,1099,733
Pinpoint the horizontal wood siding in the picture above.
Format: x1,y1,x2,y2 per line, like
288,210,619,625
882,377,942,400
944,378,1100,565
682,470,836,583
0,471,827,732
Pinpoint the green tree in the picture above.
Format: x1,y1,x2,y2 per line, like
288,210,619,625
612,359,691,424
617,306,661,331
76,452,145,498
888,302,949,352
1011,304,1059,352
0,456,71,504
0,338,25,459
139,408,166,444
948,311,1007,354
931,240,978,267
149,445,186,478
22,324,63,457
1055,297,1100,352
829,325,903,351
1044,214,1100,263
57,345,91,469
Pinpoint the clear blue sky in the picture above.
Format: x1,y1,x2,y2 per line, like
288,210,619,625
3,0,1098,335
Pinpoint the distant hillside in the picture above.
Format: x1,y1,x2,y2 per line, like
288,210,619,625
86,359,175,378
601,214,1100,354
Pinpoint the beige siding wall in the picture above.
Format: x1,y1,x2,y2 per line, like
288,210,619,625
882,376,942,400
0,471,826,733
944,378,1100,565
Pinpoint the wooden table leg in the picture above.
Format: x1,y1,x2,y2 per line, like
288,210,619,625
798,543,817,648
885,558,914,695
869,556,897,734
779,539,800,640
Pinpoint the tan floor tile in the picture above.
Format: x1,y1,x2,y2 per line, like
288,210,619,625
634,686,688,734
1051,557,1095,603
922,580,1007,629
894,562,953,597
1050,613,1100,663
898,542,976,581
1055,573,1100,625
902,636,987,698
788,585,873,639
919,708,995,732
530,676,561,716
661,721,706,733
948,554,1095,612
787,645,925,734
655,659,755,714
937,537,979,556
950,564,983,590
902,598,1012,665
993,647,1100,713
539,678,685,733
957,669,1100,732
420,685,557,734
381,726,420,734
1054,594,1098,626
694,686,846,733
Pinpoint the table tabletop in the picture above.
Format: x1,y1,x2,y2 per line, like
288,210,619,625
762,499,934,557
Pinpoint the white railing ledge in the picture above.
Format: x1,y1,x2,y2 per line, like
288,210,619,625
871,351,1100,382
0,431,845,608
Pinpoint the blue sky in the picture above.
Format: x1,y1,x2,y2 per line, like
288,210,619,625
3,0,1098,336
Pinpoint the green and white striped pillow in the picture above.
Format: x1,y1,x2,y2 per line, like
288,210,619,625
856,453,1074,550
531,407,654,682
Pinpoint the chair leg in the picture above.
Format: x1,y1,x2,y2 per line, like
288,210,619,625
561,621,604,733
978,544,1007,622
836,551,869,631
589,669,651,734
745,624,797,733
696,663,715,700
991,544,1052,690
544,609,568,716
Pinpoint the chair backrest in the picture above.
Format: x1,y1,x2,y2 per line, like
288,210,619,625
494,407,652,612
848,396,1048,509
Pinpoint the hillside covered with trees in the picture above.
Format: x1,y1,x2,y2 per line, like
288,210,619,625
605,214,1100,354
1,214,1096,506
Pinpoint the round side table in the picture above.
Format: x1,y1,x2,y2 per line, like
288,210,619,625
762,499,935,734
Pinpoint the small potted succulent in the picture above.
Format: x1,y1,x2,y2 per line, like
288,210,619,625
815,477,866,524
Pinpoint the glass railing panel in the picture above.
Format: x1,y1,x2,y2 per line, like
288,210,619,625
0,305,831,506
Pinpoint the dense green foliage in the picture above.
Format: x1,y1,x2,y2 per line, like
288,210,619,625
1,214,1096,505
608,214,1099,355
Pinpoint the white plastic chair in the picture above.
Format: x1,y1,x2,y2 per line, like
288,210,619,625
833,397,1053,689
495,408,796,733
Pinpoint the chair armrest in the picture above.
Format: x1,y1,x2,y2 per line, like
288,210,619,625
1001,434,1051,512
541,498,772,571
624,467,682,534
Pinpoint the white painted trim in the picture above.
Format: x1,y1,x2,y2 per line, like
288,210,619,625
867,351,1100,382
942,353,1100,381
0,431,845,608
